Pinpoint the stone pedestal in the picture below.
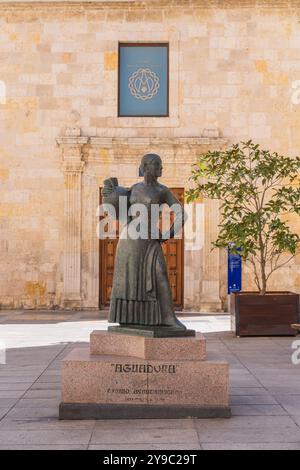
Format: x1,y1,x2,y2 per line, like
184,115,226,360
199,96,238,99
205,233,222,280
59,330,230,419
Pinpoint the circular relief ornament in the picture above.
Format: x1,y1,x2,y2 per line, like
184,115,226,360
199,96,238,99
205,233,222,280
128,68,160,101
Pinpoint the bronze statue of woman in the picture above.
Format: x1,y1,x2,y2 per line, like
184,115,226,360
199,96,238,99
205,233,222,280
103,153,186,330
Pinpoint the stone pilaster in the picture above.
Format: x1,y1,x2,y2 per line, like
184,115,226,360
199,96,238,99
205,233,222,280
57,132,88,309
200,197,223,312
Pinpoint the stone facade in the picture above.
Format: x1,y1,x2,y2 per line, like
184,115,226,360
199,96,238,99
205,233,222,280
0,0,300,311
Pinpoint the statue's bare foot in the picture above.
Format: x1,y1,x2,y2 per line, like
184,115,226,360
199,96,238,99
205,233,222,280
163,317,186,329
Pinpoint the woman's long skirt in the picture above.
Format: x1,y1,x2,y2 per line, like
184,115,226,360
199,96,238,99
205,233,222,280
108,235,174,326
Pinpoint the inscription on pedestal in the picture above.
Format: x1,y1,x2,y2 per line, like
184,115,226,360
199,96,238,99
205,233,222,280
107,387,182,402
108,362,181,402
111,363,178,374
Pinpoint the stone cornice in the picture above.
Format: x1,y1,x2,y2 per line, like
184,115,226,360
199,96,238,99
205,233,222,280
89,136,228,147
0,0,298,8
0,0,136,6
56,135,228,153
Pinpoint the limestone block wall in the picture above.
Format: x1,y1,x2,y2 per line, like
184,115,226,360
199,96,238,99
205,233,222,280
0,0,300,310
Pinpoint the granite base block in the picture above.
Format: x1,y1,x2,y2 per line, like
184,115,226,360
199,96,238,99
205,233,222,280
59,403,231,420
60,347,230,418
90,330,206,361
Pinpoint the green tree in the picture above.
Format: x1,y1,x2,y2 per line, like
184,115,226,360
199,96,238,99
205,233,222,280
186,141,300,295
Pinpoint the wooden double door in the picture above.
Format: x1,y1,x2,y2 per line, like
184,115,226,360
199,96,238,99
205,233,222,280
99,188,184,309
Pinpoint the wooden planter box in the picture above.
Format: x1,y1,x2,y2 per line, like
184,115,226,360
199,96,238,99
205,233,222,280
230,292,300,337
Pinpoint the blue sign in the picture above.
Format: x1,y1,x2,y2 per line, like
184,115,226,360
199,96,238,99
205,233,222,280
119,44,169,117
228,246,242,294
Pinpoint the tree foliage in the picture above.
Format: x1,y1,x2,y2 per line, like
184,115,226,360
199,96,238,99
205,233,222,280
186,141,300,294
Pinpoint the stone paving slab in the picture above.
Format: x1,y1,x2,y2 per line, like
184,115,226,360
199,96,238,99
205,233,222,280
33,377,61,384
230,404,288,416
266,386,300,395
0,418,96,431
0,383,33,391
0,445,88,450
0,407,11,420
195,426,300,444
14,398,60,409
194,415,298,429
292,416,300,426
201,443,300,450
92,418,196,431
0,312,299,450
23,389,61,399
0,429,93,446
88,444,202,450
90,428,200,446
230,395,278,405
6,407,59,420
30,383,61,390
0,391,25,399
230,387,271,396
276,396,300,416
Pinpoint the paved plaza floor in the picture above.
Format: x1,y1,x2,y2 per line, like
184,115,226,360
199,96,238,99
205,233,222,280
0,311,299,450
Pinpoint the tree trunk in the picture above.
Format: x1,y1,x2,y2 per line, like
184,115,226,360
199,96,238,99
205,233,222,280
260,271,267,295
259,237,267,295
